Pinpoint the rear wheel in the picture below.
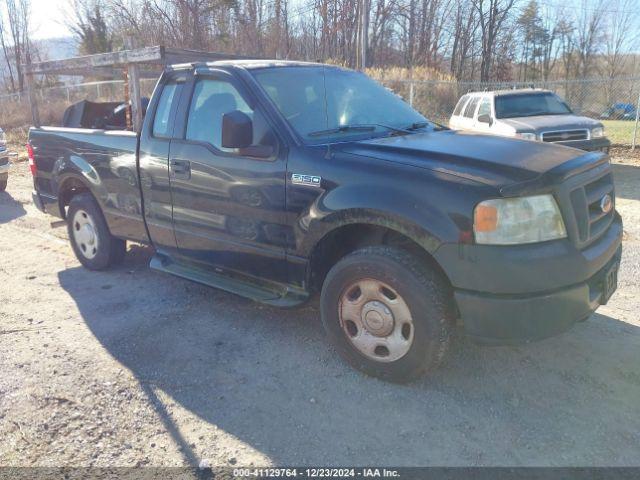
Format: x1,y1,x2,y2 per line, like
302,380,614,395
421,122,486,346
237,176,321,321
0,178,7,191
67,193,126,270
320,246,453,383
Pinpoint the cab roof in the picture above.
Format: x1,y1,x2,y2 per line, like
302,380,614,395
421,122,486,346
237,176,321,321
169,59,334,71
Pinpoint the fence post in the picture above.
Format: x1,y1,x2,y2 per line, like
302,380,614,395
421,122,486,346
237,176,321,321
409,81,414,107
24,68,40,127
633,88,640,151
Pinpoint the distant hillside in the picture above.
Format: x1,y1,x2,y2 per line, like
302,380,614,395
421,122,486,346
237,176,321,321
36,36,78,62
0,36,78,89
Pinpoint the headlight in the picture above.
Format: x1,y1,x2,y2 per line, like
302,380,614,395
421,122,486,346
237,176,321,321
474,194,567,245
0,130,5,147
515,132,537,141
591,127,604,138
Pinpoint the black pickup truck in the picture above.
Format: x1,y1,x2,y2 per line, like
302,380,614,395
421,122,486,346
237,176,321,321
29,61,622,382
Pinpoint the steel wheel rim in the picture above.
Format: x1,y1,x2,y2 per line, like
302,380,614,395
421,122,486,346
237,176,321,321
72,209,99,259
339,278,414,363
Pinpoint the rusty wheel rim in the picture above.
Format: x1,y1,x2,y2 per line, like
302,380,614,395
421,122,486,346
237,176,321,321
339,278,414,362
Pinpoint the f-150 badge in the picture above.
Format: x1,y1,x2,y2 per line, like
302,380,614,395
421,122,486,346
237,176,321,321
292,173,321,186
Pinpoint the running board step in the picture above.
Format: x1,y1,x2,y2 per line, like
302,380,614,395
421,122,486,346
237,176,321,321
149,254,308,308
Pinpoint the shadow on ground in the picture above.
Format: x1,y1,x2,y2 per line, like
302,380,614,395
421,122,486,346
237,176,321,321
0,191,27,224
57,248,640,466
612,163,640,201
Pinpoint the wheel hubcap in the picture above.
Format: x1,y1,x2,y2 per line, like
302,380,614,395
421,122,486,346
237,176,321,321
72,209,99,259
361,301,394,337
339,279,414,363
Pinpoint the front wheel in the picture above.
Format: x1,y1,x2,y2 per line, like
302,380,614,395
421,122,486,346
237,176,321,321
67,192,126,270
320,246,453,383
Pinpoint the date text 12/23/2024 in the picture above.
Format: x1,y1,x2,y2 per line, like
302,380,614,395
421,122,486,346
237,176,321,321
233,468,400,478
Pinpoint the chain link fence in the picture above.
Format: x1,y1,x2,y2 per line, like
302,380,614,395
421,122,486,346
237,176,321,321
380,77,640,149
1,75,638,148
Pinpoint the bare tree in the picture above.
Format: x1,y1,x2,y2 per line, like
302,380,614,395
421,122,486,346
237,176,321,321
2,0,32,92
573,0,605,79
472,0,517,81
602,0,639,94
0,12,17,92
449,0,478,80
0,0,632,94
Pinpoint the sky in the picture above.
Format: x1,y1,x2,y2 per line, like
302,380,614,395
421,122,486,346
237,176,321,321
30,0,72,40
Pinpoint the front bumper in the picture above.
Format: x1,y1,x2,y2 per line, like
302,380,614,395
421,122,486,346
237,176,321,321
435,213,623,344
455,246,621,344
554,137,610,152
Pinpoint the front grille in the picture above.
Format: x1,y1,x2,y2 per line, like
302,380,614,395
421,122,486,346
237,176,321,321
542,129,589,142
569,172,615,245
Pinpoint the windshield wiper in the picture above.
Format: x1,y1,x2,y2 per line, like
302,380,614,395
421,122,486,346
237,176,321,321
405,121,430,130
307,123,411,138
404,121,448,131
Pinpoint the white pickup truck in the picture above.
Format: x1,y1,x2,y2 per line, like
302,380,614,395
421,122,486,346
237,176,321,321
449,88,610,153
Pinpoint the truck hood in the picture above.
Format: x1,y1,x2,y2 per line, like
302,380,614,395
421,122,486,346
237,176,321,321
497,114,601,132
341,130,607,195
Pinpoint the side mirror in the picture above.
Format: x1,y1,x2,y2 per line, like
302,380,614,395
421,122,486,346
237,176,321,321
222,110,253,149
477,114,493,125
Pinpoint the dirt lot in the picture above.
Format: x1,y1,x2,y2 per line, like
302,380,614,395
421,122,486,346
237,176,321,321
1,149,640,467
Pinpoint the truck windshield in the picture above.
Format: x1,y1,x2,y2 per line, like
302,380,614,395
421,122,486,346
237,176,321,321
495,92,572,119
251,66,428,143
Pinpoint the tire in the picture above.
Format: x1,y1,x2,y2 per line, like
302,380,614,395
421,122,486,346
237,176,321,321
320,246,453,383
0,178,7,191
67,192,126,270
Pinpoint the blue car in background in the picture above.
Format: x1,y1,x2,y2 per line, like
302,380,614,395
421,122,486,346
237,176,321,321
600,103,637,121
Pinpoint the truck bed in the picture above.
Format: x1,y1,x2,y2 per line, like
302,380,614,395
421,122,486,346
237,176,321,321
29,127,149,243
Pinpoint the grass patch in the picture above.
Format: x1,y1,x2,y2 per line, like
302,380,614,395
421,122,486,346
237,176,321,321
602,120,638,146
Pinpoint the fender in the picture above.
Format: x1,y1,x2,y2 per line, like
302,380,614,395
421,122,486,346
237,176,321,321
53,155,107,218
295,183,468,258
49,148,148,243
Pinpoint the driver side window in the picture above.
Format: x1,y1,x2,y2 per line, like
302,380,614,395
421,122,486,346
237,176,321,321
186,78,275,153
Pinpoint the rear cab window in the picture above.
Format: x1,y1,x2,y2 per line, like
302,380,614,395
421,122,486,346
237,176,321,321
463,97,480,118
453,95,469,116
152,79,184,138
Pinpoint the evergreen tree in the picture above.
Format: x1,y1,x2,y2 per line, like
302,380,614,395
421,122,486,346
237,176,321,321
74,3,113,55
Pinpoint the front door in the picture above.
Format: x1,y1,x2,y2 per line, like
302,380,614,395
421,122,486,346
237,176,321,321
168,70,290,283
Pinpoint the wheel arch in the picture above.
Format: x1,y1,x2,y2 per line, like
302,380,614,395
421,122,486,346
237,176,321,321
52,152,107,220
305,210,452,294
57,174,95,219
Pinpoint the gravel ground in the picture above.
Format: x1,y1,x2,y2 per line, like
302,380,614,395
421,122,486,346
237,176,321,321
1,151,639,467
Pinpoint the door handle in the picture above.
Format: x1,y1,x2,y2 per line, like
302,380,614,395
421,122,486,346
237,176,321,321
170,159,191,179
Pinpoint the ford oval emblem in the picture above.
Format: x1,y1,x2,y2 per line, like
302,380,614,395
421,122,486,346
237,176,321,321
600,194,613,214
